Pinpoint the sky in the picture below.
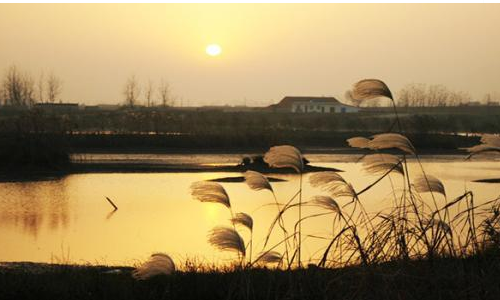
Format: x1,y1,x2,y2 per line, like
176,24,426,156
0,3,499,106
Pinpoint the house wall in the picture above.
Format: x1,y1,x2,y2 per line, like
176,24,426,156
291,102,358,113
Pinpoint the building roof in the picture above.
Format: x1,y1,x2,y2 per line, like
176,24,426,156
271,96,356,109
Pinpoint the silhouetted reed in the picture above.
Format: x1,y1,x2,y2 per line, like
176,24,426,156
136,79,500,282
132,253,176,280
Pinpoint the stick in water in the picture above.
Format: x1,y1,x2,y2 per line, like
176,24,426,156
105,197,118,210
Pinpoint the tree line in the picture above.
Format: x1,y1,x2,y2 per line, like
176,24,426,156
348,83,498,108
396,83,500,107
0,65,62,107
123,75,174,108
3,65,498,109
0,66,174,108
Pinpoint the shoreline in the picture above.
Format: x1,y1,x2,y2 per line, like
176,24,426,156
1,148,498,183
0,162,343,183
1,256,499,300
69,146,471,155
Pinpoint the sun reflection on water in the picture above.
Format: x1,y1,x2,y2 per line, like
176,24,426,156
0,159,498,265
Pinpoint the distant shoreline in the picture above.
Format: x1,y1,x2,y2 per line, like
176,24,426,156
69,147,470,155
1,149,498,184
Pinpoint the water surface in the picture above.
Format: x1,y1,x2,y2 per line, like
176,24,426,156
1,154,499,266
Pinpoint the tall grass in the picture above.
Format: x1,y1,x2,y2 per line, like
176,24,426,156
133,79,500,280
181,79,500,273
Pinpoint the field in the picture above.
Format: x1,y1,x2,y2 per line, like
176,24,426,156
2,106,500,154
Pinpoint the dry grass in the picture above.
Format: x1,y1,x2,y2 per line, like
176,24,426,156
208,226,246,257
263,145,303,173
190,181,231,208
231,212,253,231
132,253,175,280
122,79,500,300
413,174,446,197
244,170,273,193
309,171,356,198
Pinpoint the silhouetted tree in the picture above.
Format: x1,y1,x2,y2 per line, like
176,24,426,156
124,75,141,107
37,71,45,103
483,92,500,105
2,65,36,107
46,72,62,103
159,79,171,107
397,83,471,107
145,79,154,107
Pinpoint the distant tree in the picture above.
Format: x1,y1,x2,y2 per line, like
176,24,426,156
3,65,23,106
46,72,62,103
483,92,500,105
158,79,171,107
0,86,4,105
397,83,471,107
145,79,154,107
397,83,427,107
124,75,141,107
2,65,36,107
37,71,45,103
21,74,35,106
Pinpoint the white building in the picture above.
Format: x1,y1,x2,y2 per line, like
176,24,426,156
271,96,359,113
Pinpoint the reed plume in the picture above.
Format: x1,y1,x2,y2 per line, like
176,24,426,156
347,137,370,149
264,145,304,266
132,253,175,280
311,196,341,214
465,134,500,158
254,251,282,265
244,171,273,193
309,172,356,198
348,79,393,102
190,181,231,208
264,145,304,173
368,133,416,155
208,226,246,256
480,134,500,147
231,212,253,231
361,154,403,175
414,174,446,197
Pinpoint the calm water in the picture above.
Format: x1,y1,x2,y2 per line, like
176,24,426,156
1,154,499,266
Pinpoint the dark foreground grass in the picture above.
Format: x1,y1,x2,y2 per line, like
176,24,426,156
1,255,500,300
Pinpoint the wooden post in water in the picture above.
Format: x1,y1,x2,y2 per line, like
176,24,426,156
105,196,118,210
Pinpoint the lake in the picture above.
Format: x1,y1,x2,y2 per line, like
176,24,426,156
1,154,499,266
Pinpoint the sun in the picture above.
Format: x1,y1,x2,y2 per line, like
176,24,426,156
205,44,222,57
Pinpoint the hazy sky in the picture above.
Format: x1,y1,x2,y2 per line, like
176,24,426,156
0,4,499,106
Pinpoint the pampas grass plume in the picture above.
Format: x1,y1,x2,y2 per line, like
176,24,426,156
132,253,175,280
264,145,304,173
190,181,231,208
208,226,246,256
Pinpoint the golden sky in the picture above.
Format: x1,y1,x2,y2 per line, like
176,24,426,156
0,4,499,105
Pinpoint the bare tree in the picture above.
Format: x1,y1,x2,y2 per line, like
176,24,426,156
0,86,4,105
46,72,62,103
21,74,35,106
37,72,45,103
2,65,36,107
124,75,141,107
3,65,23,106
397,83,471,107
158,79,171,107
145,79,154,107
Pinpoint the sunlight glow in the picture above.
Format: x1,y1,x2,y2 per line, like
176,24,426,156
205,44,222,56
